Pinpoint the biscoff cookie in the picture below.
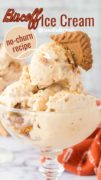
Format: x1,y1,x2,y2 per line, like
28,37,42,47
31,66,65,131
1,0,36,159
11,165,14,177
51,31,93,70
20,125,33,136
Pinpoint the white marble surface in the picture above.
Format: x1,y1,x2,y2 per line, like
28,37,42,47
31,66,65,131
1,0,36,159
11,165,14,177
0,137,97,180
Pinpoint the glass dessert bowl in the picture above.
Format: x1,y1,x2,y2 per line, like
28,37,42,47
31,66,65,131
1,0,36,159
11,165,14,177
0,30,101,180
0,103,100,180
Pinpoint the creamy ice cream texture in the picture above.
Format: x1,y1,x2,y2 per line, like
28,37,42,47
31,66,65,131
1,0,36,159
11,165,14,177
29,43,83,92
0,44,23,92
0,43,25,136
0,31,100,148
30,93,100,148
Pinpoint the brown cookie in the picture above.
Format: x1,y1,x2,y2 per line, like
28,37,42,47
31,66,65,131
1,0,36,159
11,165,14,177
20,125,32,136
51,31,93,70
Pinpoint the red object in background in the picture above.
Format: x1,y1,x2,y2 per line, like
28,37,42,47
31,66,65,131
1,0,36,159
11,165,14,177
58,127,101,180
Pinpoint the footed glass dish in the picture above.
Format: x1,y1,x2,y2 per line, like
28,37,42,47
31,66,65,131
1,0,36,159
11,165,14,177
0,104,100,180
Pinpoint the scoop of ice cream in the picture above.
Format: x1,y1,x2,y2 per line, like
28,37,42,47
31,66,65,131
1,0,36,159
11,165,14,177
29,43,83,92
58,69,84,93
30,91,101,148
0,44,23,92
19,66,38,92
0,75,66,136
46,90,96,112
32,84,67,111
0,66,38,135
0,66,37,109
0,44,25,135
0,67,68,112
0,65,60,110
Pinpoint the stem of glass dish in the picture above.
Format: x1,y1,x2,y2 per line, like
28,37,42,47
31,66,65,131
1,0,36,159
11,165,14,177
40,149,64,180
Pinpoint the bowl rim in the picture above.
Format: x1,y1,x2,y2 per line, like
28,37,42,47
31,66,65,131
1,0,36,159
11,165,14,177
0,99,100,115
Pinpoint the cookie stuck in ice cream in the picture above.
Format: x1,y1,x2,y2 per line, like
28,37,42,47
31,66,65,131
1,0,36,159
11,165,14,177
51,31,93,70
